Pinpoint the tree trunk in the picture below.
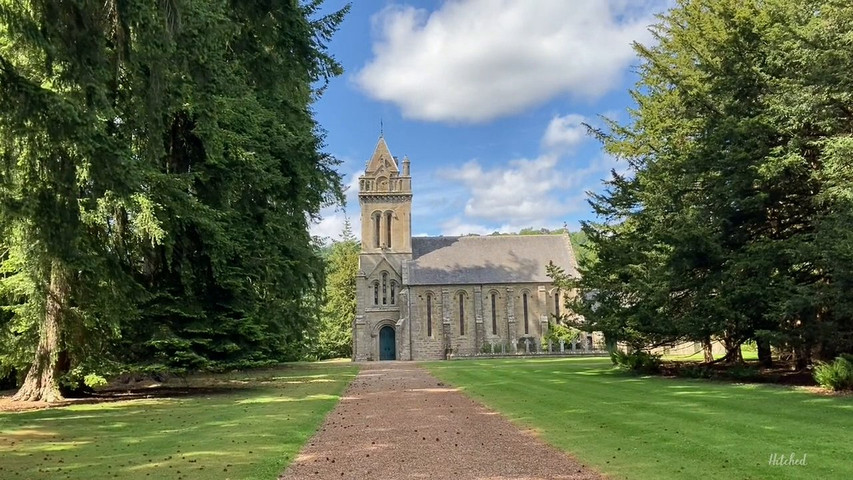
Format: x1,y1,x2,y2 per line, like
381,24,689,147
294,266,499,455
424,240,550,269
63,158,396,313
757,338,773,367
12,261,70,402
702,336,714,363
794,343,811,370
722,335,743,364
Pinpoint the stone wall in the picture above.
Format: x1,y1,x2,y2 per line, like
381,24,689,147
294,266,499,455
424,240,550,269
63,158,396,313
359,197,412,255
355,268,582,361
354,252,406,361
407,283,566,360
650,340,727,358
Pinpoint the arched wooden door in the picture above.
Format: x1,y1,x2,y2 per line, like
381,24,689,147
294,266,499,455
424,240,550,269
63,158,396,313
379,326,396,360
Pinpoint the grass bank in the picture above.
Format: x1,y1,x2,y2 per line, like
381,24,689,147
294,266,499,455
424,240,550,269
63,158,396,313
0,363,357,480
425,357,851,480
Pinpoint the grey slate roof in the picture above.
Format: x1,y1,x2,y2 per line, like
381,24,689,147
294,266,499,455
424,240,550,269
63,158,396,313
408,235,578,286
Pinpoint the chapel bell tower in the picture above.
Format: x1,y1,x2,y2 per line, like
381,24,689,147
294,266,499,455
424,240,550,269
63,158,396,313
354,137,413,361
358,137,412,253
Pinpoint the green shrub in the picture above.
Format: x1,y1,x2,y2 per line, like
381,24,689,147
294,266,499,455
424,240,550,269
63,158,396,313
814,356,853,391
679,364,713,378
727,365,761,381
611,349,662,374
83,373,108,389
544,322,582,345
59,365,113,395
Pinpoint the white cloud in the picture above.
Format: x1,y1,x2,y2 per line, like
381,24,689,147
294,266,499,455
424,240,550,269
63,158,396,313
310,170,362,243
310,210,354,243
439,217,495,236
439,217,569,236
310,115,627,241
440,154,576,224
436,114,621,232
542,114,588,153
355,0,662,123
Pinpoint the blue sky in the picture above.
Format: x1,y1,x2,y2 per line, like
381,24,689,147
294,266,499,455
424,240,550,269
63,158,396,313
310,0,670,242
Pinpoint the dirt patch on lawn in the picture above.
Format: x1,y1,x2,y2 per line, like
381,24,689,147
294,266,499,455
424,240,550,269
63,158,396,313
0,385,252,413
659,360,821,386
0,394,53,413
0,365,346,413
796,385,853,397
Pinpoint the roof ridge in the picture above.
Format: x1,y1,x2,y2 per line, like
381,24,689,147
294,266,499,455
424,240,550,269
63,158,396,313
411,234,565,240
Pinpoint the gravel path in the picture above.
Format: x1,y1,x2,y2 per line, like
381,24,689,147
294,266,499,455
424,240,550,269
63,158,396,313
279,362,601,480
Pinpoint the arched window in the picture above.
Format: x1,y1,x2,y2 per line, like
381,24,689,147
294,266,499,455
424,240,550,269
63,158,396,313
385,211,393,248
426,294,433,337
382,272,388,305
390,281,397,305
554,289,561,323
372,212,381,248
523,292,529,334
491,292,498,335
459,292,465,336
373,281,379,305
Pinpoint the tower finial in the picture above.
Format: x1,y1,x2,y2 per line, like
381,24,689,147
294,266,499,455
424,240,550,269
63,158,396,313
380,118,384,138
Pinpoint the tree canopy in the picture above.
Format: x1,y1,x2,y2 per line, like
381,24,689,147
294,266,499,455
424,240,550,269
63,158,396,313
559,0,853,367
306,219,358,360
0,0,348,401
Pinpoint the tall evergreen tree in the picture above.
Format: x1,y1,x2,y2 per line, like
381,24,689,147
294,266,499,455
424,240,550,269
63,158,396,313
308,218,358,360
0,0,348,401
120,0,348,372
0,0,181,402
569,0,853,365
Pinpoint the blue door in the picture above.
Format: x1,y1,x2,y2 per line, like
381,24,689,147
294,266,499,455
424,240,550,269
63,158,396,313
379,326,396,360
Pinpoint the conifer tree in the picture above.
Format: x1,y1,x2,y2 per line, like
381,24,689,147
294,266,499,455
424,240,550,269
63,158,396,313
571,0,853,365
309,218,358,360
0,0,348,400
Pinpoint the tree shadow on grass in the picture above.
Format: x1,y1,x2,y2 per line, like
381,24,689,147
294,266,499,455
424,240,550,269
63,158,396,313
0,367,357,480
1,368,359,414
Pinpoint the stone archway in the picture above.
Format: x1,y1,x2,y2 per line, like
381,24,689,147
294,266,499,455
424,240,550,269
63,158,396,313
379,325,396,360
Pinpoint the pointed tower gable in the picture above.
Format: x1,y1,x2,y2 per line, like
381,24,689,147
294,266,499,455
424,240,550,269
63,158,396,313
358,136,412,255
365,137,399,175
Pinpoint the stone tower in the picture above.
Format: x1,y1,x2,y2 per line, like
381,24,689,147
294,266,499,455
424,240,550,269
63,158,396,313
353,137,412,361
357,136,412,254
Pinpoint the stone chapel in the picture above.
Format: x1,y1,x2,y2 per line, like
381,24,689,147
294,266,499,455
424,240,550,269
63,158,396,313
353,137,582,361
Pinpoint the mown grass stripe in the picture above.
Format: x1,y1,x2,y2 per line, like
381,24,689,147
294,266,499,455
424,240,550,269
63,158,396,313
0,364,358,480
426,358,851,480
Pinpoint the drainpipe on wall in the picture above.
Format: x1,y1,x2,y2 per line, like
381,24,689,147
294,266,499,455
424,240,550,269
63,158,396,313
408,305,413,360
404,260,413,361
408,289,414,361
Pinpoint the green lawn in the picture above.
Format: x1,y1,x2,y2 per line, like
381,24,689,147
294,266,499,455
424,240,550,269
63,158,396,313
663,342,759,361
425,357,852,480
0,363,357,480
